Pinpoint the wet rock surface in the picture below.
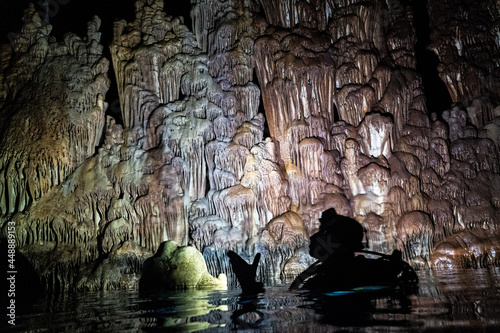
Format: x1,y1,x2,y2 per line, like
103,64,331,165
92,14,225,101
0,0,499,291
139,240,227,291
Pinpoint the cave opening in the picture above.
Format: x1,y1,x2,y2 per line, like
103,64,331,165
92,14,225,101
409,0,453,117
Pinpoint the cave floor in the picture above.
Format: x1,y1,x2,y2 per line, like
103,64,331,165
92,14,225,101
9,268,500,332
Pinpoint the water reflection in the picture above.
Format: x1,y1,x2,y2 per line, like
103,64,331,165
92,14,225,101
300,287,416,328
230,294,264,329
412,268,500,331
9,268,500,332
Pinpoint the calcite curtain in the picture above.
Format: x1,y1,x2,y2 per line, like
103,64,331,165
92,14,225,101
0,0,499,291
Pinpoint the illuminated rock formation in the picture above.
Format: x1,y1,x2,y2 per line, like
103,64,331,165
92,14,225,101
0,7,108,216
0,5,110,291
428,0,500,126
139,240,227,291
0,0,499,292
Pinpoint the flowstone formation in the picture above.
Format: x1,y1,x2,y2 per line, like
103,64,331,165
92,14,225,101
0,5,110,291
0,0,499,292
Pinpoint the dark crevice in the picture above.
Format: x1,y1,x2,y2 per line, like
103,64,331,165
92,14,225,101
333,103,340,122
178,87,187,101
165,1,192,31
205,165,211,196
99,0,192,126
410,0,453,116
103,47,123,128
261,94,271,138
252,68,271,138
105,97,123,125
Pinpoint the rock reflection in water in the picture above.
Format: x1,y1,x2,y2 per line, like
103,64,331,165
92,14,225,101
413,268,500,331
9,268,500,332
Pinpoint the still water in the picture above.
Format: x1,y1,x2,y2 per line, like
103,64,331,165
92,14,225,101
9,268,500,332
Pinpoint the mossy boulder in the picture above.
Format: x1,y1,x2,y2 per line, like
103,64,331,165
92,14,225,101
139,240,227,292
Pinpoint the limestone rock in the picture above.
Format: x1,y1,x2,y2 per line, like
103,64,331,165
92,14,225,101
139,240,227,291
77,240,152,291
429,0,500,120
0,0,499,292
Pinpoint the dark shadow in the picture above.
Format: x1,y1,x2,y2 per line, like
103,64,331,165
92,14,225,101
164,0,192,30
205,164,211,196
333,103,340,122
227,250,266,330
228,207,418,294
261,95,271,138
227,208,420,330
230,294,265,329
228,251,265,294
300,288,415,327
410,0,453,116
252,68,271,137
0,234,44,321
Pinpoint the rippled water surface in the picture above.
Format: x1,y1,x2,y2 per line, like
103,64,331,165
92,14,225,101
9,268,500,332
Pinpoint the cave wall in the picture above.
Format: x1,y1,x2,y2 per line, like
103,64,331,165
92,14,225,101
0,0,499,291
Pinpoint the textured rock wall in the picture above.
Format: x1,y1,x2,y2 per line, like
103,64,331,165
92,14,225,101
0,0,499,292
0,5,110,291
429,0,500,125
